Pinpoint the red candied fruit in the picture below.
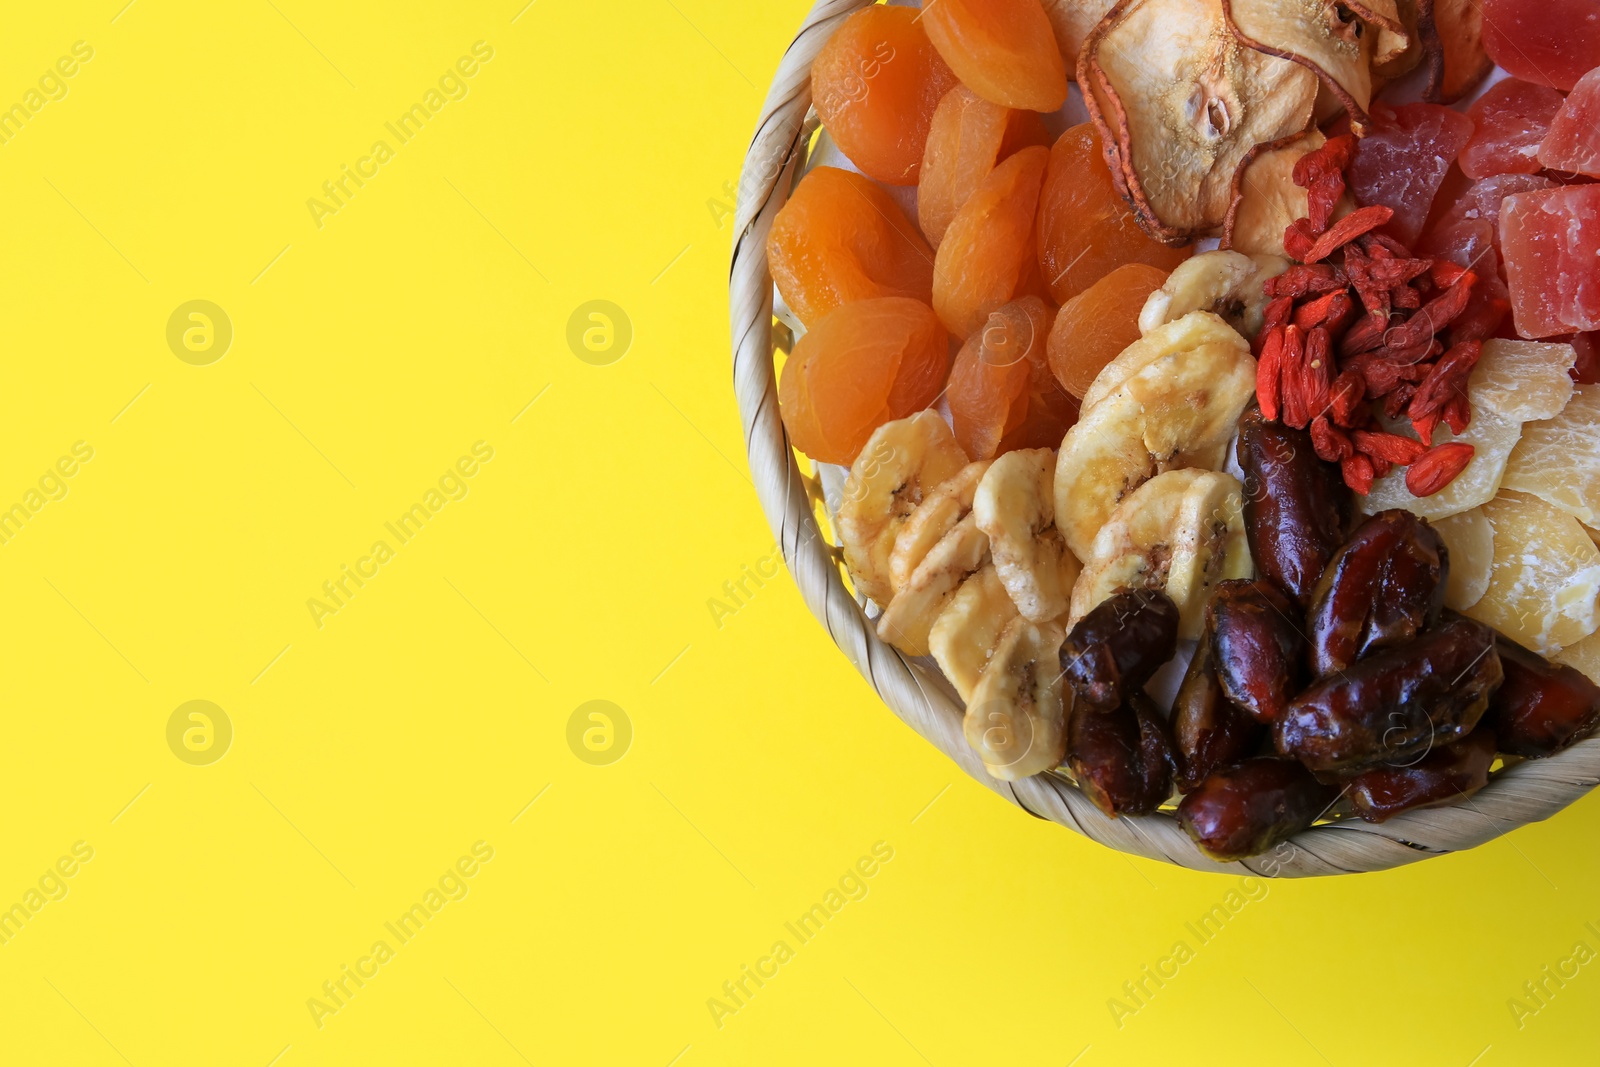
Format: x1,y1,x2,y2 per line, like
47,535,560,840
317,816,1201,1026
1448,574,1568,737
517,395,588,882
811,6,959,186
1483,0,1600,91
778,297,951,465
1459,78,1566,179
1501,184,1600,338
1349,103,1476,246
1540,66,1600,177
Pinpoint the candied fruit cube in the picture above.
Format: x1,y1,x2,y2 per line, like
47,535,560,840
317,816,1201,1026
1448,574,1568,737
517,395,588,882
1349,103,1476,246
1483,0,1600,91
1501,185,1600,338
1539,66,1600,177
1460,78,1565,179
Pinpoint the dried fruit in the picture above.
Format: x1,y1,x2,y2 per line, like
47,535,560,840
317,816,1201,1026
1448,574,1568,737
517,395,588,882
780,299,952,466
1503,383,1600,527
1036,124,1191,303
1276,613,1503,772
1348,103,1475,247
1068,694,1176,816
1040,0,1119,65
1485,636,1600,756
1060,589,1181,709
1138,250,1287,338
919,85,1049,246
1459,78,1565,180
1539,67,1600,177
1482,0,1600,91
1421,0,1493,103
948,297,1055,460
1208,578,1307,723
930,564,1021,703
1432,507,1495,610
838,411,970,604
878,511,990,656
1464,491,1600,655
1556,630,1600,687
964,617,1069,779
973,448,1074,622
1237,409,1351,605
1046,264,1169,399
1406,441,1476,496
1054,312,1256,559
769,167,935,326
1348,729,1497,822
1226,130,1333,258
1080,0,1318,244
1225,0,1410,132
933,145,1050,339
1171,630,1267,792
1069,468,1253,640
922,0,1070,112
1502,185,1600,339
811,6,961,185
1177,757,1336,860
1464,339,1576,424
890,461,991,593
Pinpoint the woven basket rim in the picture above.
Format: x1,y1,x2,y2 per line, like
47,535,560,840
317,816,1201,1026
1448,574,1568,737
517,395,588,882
727,0,1600,877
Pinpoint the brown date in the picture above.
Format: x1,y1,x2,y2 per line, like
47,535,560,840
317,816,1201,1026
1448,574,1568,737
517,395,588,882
1275,614,1502,773
1060,590,1180,709
1348,730,1497,823
1207,578,1307,724
1171,629,1265,792
1306,509,1448,677
1068,693,1175,817
1177,757,1337,861
1237,408,1350,606
1484,637,1600,757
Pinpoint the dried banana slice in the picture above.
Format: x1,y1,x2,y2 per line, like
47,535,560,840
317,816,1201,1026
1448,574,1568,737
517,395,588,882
964,617,1070,780
839,412,969,606
929,565,1021,704
876,513,989,658
1070,468,1252,639
889,461,990,592
1137,250,1288,340
1080,310,1248,413
1056,313,1256,560
974,448,1073,622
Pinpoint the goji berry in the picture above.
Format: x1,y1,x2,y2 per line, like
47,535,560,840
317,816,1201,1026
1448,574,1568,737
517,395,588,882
1311,415,1354,462
1409,340,1482,420
1281,326,1310,429
1257,325,1285,422
1405,442,1475,496
1444,395,1472,435
1329,369,1365,425
1291,134,1357,188
1342,452,1376,494
1284,219,1317,261
1352,429,1428,465
1265,264,1346,300
1304,205,1396,263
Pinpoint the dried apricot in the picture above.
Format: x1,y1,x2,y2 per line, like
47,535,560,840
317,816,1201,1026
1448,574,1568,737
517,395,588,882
811,6,959,186
1046,263,1169,398
1036,124,1190,305
778,297,951,465
919,85,1050,247
768,166,935,327
933,144,1049,340
921,0,1069,112
948,297,1053,459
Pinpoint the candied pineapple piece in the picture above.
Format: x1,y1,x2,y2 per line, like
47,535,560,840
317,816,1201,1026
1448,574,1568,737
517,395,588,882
1557,631,1600,686
1361,409,1522,520
1465,492,1600,655
1433,507,1495,610
1502,384,1600,528
1471,339,1576,423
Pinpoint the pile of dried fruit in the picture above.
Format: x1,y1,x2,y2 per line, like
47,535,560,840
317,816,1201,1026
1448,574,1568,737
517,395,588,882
764,0,1600,860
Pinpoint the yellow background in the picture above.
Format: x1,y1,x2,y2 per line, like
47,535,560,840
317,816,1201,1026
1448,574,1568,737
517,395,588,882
0,1,1597,1064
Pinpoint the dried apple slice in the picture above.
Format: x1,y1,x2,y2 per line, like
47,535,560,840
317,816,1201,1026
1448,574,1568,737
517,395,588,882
1041,0,1119,72
1224,0,1409,134
1420,0,1493,104
1373,0,1426,81
1081,0,1319,244
1225,128,1325,257
1502,384,1600,528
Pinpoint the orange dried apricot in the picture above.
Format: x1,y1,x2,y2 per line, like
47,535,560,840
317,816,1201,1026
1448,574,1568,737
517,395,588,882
779,297,951,465
811,6,960,185
1047,263,1170,398
1036,124,1190,304
948,297,1048,459
922,0,1069,112
768,166,935,327
933,145,1050,340
919,85,1052,247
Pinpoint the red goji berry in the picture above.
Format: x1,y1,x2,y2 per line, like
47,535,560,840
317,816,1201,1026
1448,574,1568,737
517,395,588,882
1444,395,1473,435
1405,442,1475,496
1265,264,1346,300
1340,313,1390,357
1409,340,1482,420
1352,429,1428,465
1303,205,1396,263
1255,296,1295,357
1281,326,1310,429
1342,453,1376,495
1329,369,1364,425
1311,415,1354,462
1284,218,1317,262
1257,325,1285,422
1291,134,1357,188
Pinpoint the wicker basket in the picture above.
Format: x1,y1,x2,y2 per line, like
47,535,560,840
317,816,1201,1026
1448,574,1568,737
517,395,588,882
728,0,1600,876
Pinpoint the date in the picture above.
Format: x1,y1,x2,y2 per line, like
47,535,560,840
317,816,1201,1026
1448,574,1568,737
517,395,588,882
1237,408,1350,606
1060,590,1180,709
1306,509,1448,677
1068,693,1175,817
1208,579,1307,723
1348,730,1497,823
1177,757,1337,861
1275,613,1502,773
1485,637,1600,757
1172,629,1265,792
